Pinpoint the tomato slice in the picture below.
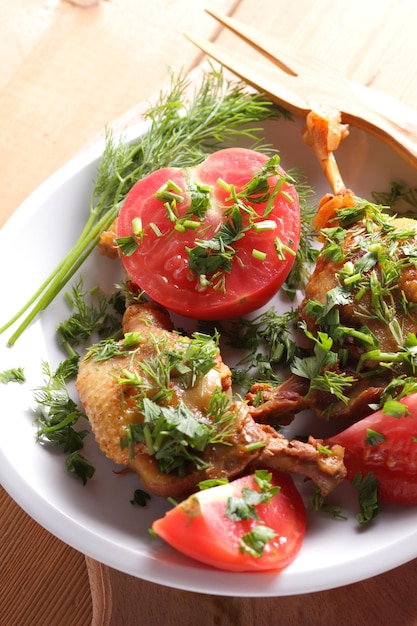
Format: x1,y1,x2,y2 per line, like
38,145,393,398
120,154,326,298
326,394,417,503
116,148,300,319
152,470,306,572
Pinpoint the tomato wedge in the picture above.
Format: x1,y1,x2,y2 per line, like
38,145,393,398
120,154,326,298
326,394,417,503
152,470,306,572
116,148,300,319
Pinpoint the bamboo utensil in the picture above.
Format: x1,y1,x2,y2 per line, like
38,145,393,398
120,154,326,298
185,9,417,171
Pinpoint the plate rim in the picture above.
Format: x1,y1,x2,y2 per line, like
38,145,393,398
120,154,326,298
2,116,417,597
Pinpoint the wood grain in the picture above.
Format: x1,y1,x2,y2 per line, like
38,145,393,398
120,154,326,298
86,557,417,626
2,1,417,624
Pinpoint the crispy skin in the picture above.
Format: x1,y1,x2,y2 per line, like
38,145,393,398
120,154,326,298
246,206,417,424
97,218,119,259
248,432,345,497
300,212,417,357
76,302,346,498
76,301,231,468
246,373,387,424
242,107,417,426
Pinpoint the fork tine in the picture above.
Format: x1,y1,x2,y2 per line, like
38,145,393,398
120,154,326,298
205,9,303,77
202,9,352,108
184,32,308,116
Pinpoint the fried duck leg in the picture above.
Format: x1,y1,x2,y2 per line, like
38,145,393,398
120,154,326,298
246,107,417,424
76,301,345,498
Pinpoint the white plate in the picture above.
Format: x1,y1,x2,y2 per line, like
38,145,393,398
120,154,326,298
1,115,417,598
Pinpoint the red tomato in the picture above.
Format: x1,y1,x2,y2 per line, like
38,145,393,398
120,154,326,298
116,148,300,319
326,394,417,503
152,470,306,572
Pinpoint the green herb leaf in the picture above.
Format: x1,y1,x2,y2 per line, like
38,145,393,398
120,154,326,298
198,478,229,490
56,279,124,347
65,452,95,486
352,471,379,524
365,428,386,446
34,361,95,481
239,525,277,558
382,399,411,418
225,469,279,522
130,489,151,506
0,367,26,384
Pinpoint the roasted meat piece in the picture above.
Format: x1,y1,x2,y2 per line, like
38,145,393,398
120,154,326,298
300,201,417,359
76,301,346,498
247,107,417,425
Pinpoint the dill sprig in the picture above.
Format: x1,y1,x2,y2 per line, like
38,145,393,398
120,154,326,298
372,179,417,211
1,67,284,346
282,171,317,298
56,278,124,347
223,307,299,389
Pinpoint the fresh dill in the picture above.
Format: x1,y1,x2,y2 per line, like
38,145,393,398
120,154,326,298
222,307,299,389
372,179,417,211
282,172,317,299
1,66,284,346
56,278,125,347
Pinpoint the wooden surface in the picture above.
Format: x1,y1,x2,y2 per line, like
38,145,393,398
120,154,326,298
2,1,417,624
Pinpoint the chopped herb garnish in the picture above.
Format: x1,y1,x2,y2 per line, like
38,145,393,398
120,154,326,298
34,361,95,484
183,155,301,292
121,393,236,476
352,471,379,524
240,525,277,558
223,307,298,389
382,398,411,418
0,367,26,384
198,478,229,490
226,470,279,522
310,487,347,520
365,429,386,446
291,326,356,403
224,470,280,558
130,489,151,507
372,179,417,210
66,452,95,486
56,278,124,346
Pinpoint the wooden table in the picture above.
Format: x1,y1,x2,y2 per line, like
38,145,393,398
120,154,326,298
2,1,417,624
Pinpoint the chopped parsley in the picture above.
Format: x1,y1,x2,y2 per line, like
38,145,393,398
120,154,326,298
365,429,386,446
130,488,151,507
33,361,95,484
66,452,95,486
121,391,236,476
225,470,280,558
240,526,277,558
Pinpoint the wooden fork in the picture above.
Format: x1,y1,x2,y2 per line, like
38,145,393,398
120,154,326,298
185,9,417,172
